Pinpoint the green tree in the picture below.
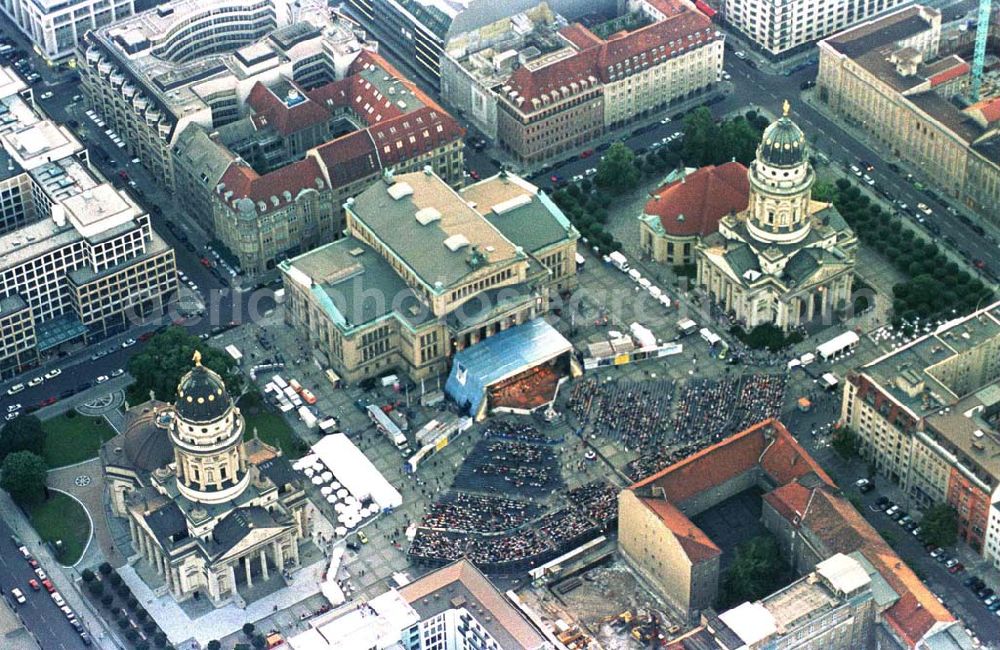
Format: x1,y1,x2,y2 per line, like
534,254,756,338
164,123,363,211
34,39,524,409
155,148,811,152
99,561,113,575
832,427,860,460
0,451,47,505
722,536,785,607
126,327,243,403
811,181,836,202
594,142,640,194
81,568,96,583
681,107,720,166
921,504,958,548
0,415,44,461
719,117,759,165
242,623,256,638
207,642,222,650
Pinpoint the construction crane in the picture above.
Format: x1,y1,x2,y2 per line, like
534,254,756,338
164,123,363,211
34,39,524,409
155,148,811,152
971,0,992,101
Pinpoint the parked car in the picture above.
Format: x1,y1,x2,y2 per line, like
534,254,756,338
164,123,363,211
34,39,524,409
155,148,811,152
27,579,39,591
11,588,25,604
929,547,944,558
27,376,43,387
43,368,61,380
95,375,109,384
948,562,964,574
854,478,873,493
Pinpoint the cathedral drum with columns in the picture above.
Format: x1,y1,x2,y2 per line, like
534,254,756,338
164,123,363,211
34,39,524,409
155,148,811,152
102,352,311,606
696,102,857,331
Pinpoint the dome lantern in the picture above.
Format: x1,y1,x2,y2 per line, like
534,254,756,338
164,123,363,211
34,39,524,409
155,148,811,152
757,101,807,168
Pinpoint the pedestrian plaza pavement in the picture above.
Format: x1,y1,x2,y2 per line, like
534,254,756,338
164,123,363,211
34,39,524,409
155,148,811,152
191,235,906,642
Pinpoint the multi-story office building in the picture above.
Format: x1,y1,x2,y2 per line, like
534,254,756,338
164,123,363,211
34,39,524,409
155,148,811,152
466,0,722,165
817,5,1000,226
842,301,1000,558
0,0,134,63
280,168,578,384
619,419,960,648
0,65,176,379
78,0,367,193
676,554,878,650
80,0,465,274
342,0,619,88
206,51,465,273
720,0,908,56
288,558,555,649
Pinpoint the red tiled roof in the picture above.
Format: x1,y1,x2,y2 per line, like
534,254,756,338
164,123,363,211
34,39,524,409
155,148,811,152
503,1,713,112
967,96,1000,124
759,422,834,487
246,81,331,137
929,60,970,87
632,419,832,505
559,24,603,50
312,129,381,188
595,9,713,82
640,497,720,563
308,50,465,166
504,47,601,107
644,162,749,236
794,489,954,647
763,480,813,522
217,157,325,211
632,421,765,503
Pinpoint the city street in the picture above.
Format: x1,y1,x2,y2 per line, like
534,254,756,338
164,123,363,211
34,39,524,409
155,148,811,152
0,517,89,649
784,392,1000,641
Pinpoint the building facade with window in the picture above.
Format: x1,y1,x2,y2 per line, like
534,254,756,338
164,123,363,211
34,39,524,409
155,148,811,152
78,0,369,195
720,0,908,56
817,5,1000,227
695,106,857,332
0,0,134,63
489,0,722,166
840,301,1000,559
287,558,555,649
279,168,577,384
80,2,465,275
0,65,176,379
639,162,749,266
104,356,311,607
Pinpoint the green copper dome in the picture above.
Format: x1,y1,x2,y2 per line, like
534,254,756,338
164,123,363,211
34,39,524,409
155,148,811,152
758,113,807,168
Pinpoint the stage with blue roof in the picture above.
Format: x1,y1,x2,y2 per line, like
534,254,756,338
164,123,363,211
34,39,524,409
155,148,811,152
445,318,579,420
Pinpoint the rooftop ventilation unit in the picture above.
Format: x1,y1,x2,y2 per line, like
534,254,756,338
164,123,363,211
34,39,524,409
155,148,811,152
492,194,531,215
387,182,413,200
444,234,470,251
415,207,441,225
349,247,365,257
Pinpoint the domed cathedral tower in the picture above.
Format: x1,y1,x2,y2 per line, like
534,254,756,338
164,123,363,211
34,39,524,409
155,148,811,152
746,101,814,246
170,350,251,504
695,101,857,332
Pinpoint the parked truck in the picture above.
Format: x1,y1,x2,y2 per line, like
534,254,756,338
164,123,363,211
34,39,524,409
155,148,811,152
318,418,337,434
298,406,317,429
608,251,630,272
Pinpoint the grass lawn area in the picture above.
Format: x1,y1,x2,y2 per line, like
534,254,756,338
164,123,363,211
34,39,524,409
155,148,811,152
238,396,302,459
27,491,90,566
41,414,115,468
